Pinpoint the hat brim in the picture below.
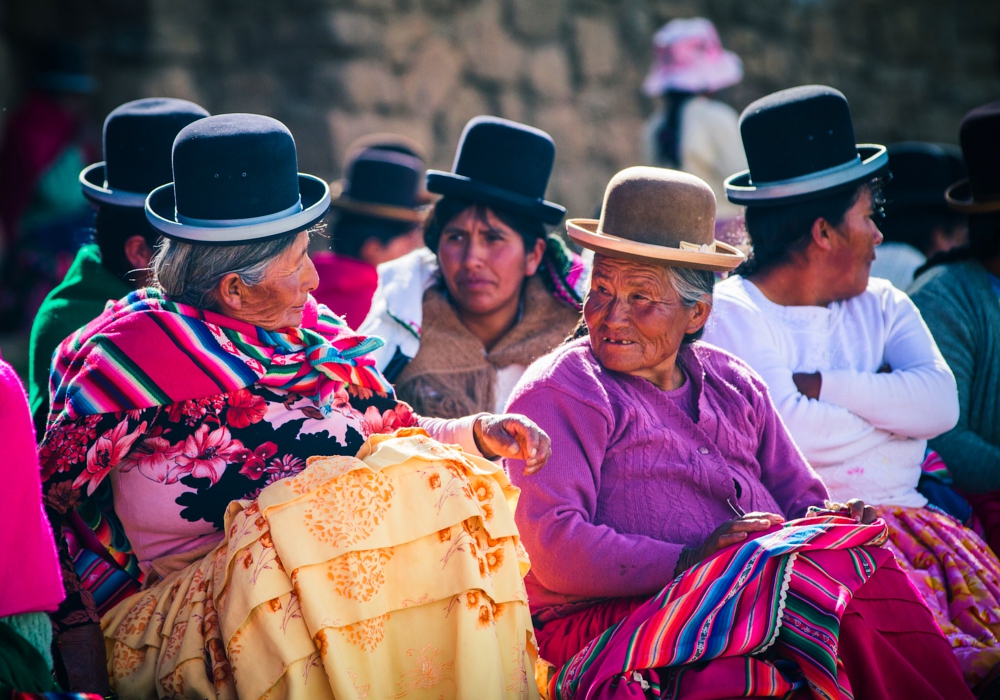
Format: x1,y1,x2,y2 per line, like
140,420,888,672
80,162,149,208
146,174,331,245
641,51,743,97
567,219,745,272
725,145,889,207
329,181,430,224
426,171,566,225
945,178,1000,214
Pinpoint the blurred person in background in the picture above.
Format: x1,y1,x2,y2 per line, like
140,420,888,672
706,85,1000,689
0,42,99,331
312,141,430,328
641,17,748,247
29,98,210,433
360,116,588,418
869,141,967,289
909,102,1000,558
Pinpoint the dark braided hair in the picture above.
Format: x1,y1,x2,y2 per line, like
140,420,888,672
914,211,1000,278
655,91,696,167
738,180,883,277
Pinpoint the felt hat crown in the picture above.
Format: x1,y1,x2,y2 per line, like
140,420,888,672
725,85,888,206
330,148,429,224
884,142,965,212
946,101,1000,214
642,18,743,97
568,166,744,271
146,113,331,244
426,116,565,225
80,98,210,208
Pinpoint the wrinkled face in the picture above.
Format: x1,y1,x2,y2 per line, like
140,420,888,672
584,255,708,385
437,205,544,317
827,188,883,301
239,230,318,330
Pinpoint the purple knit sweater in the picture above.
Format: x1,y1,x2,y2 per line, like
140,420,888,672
505,338,828,617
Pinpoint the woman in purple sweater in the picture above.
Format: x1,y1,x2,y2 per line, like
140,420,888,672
506,167,971,699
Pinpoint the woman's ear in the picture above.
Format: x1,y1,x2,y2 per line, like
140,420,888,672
685,298,713,335
810,216,837,251
524,236,547,276
215,273,246,313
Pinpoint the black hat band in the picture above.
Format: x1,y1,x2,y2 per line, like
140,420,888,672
726,145,887,205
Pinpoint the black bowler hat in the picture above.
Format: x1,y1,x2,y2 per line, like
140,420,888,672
80,98,209,208
330,148,429,224
426,116,565,225
146,114,331,244
883,142,965,213
726,85,888,206
946,102,1000,214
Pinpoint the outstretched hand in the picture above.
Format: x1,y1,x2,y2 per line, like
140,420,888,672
826,498,878,524
675,512,785,577
474,413,551,474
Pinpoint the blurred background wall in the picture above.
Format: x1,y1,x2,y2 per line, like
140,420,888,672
1,0,998,218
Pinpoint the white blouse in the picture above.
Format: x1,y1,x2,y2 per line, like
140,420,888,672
704,275,959,507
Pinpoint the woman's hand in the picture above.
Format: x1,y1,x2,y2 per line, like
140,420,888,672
792,372,822,400
826,498,878,524
473,414,551,474
675,512,784,577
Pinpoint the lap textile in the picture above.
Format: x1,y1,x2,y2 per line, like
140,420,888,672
551,515,892,700
876,504,1000,687
101,430,539,699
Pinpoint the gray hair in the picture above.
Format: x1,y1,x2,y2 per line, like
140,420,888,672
665,266,715,344
150,233,300,309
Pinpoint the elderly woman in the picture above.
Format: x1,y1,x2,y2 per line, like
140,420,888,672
506,167,971,700
40,114,548,699
360,116,587,418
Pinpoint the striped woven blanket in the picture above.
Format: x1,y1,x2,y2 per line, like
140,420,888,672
552,515,891,700
47,288,392,426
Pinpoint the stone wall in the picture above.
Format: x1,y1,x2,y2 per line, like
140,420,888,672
3,0,999,218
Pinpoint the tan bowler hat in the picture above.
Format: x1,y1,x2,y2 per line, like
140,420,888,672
567,167,745,272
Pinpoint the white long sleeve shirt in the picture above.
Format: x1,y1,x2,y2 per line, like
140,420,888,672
703,275,959,507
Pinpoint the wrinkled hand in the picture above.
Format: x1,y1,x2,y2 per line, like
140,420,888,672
792,372,822,400
826,498,878,524
58,623,112,695
675,512,785,577
473,413,551,474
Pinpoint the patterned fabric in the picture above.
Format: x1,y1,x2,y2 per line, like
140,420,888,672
539,234,588,311
877,504,1000,687
47,288,391,426
552,515,892,700
102,432,539,700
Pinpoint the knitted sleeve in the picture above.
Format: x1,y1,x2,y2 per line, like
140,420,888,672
911,271,1000,492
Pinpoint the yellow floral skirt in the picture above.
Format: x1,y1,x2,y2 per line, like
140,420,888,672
101,430,540,700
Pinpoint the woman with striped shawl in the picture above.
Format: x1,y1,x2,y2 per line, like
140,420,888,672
39,114,549,699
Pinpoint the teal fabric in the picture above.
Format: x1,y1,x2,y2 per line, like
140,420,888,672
0,620,58,699
0,613,53,671
28,244,131,433
909,259,1000,492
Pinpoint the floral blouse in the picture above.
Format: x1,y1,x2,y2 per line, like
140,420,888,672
41,380,419,630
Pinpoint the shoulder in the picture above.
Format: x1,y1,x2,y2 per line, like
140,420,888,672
709,276,767,324
909,260,986,300
691,341,771,401
857,276,920,319
507,338,613,417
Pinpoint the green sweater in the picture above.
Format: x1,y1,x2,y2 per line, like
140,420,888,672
28,244,131,433
909,259,1000,492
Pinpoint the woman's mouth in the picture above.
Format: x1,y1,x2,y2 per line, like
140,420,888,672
602,337,635,346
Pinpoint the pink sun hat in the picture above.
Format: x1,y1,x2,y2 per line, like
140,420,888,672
642,18,743,97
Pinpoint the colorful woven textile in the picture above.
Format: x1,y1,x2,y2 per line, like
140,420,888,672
877,504,1000,687
540,233,588,311
552,515,891,700
47,288,392,427
102,431,538,700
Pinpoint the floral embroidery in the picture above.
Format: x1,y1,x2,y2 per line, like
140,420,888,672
303,470,394,548
393,643,453,697
175,424,247,485
327,549,394,602
506,643,528,692
338,613,389,652
73,419,147,495
226,388,267,428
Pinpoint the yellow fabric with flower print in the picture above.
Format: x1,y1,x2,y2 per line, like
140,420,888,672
101,429,540,700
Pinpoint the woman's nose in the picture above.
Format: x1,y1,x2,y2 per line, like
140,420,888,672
873,224,884,246
303,255,319,293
